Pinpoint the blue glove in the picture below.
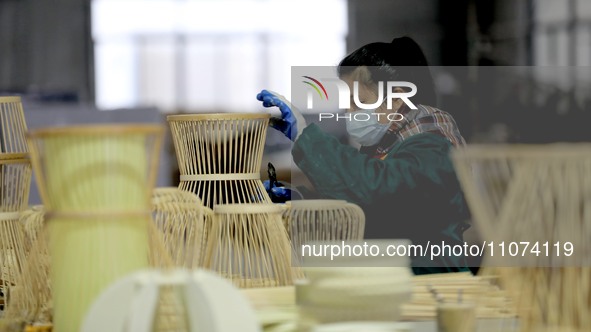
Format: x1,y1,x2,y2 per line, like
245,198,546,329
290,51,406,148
263,162,303,203
256,89,306,141
263,180,292,203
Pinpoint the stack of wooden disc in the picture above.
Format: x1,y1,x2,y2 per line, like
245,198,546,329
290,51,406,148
239,272,517,331
298,266,413,324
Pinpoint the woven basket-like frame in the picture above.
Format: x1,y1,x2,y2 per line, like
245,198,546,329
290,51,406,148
204,203,300,288
167,113,272,208
282,200,365,256
0,96,31,319
152,187,213,268
452,144,591,332
0,96,29,158
25,125,166,332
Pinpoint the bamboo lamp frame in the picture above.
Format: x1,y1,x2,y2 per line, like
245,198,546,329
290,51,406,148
0,213,31,317
203,203,299,288
167,113,272,208
2,206,51,326
152,187,213,268
25,124,165,332
282,200,365,256
0,157,32,319
0,96,29,159
451,144,591,332
20,205,44,247
0,96,32,321
0,156,31,213
27,125,163,212
1,206,178,330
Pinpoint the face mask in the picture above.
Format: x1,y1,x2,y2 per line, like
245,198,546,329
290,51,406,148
345,108,391,146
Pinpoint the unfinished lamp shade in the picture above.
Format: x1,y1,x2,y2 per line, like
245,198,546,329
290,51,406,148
27,125,164,332
282,200,365,256
1,206,51,327
4,202,178,328
204,203,297,288
167,113,272,208
27,125,162,211
152,187,214,268
0,96,32,316
0,96,29,158
451,144,591,332
0,156,32,306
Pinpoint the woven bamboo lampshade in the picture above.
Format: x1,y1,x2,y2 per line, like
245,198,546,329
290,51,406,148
282,200,365,256
27,125,162,211
0,157,31,213
0,96,29,159
0,214,29,315
26,124,164,332
0,205,50,327
20,205,44,247
152,187,213,268
203,203,299,288
451,144,591,332
1,207,177,330
0,156,32,316
167,113,272,208
0,96,33,321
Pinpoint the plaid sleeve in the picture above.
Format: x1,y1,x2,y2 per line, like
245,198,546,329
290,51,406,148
399,106,466,147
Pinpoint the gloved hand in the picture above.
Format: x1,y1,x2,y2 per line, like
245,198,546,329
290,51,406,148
263,180,292,203
256,90,307,141
263,162,303,203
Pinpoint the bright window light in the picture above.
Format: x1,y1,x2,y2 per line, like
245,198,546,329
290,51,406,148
92,0,348,112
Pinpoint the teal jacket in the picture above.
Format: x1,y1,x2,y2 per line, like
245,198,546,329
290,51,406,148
292,124,471,275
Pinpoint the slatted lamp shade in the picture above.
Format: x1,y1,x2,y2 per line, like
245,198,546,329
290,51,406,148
452,144,591,332
0,96,31,317
167,113,272,209
26,124,164,332
0,96,29,158
204,203,299,288
282,200,365,256
152,187,213,268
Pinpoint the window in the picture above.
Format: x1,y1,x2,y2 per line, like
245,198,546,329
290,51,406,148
92,0,348,112
532,0,591,101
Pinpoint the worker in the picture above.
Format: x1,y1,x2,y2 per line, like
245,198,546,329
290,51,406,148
257,36,471,275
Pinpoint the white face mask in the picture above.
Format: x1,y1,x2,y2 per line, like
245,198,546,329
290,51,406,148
345,108,392,146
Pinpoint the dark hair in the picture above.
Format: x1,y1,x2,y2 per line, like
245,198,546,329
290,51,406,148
337,36,437,107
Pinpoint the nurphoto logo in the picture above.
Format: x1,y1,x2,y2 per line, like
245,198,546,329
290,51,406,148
301,76,417,111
